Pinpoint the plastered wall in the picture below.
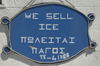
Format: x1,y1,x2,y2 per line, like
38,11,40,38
0,0,100,66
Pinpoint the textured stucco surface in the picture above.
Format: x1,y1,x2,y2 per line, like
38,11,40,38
0,0,100,66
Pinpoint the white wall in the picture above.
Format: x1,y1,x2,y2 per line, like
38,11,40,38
0,0,100,66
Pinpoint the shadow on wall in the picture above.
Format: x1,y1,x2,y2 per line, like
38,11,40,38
0,22,95,66
0,52,57,66
0,23,8,33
